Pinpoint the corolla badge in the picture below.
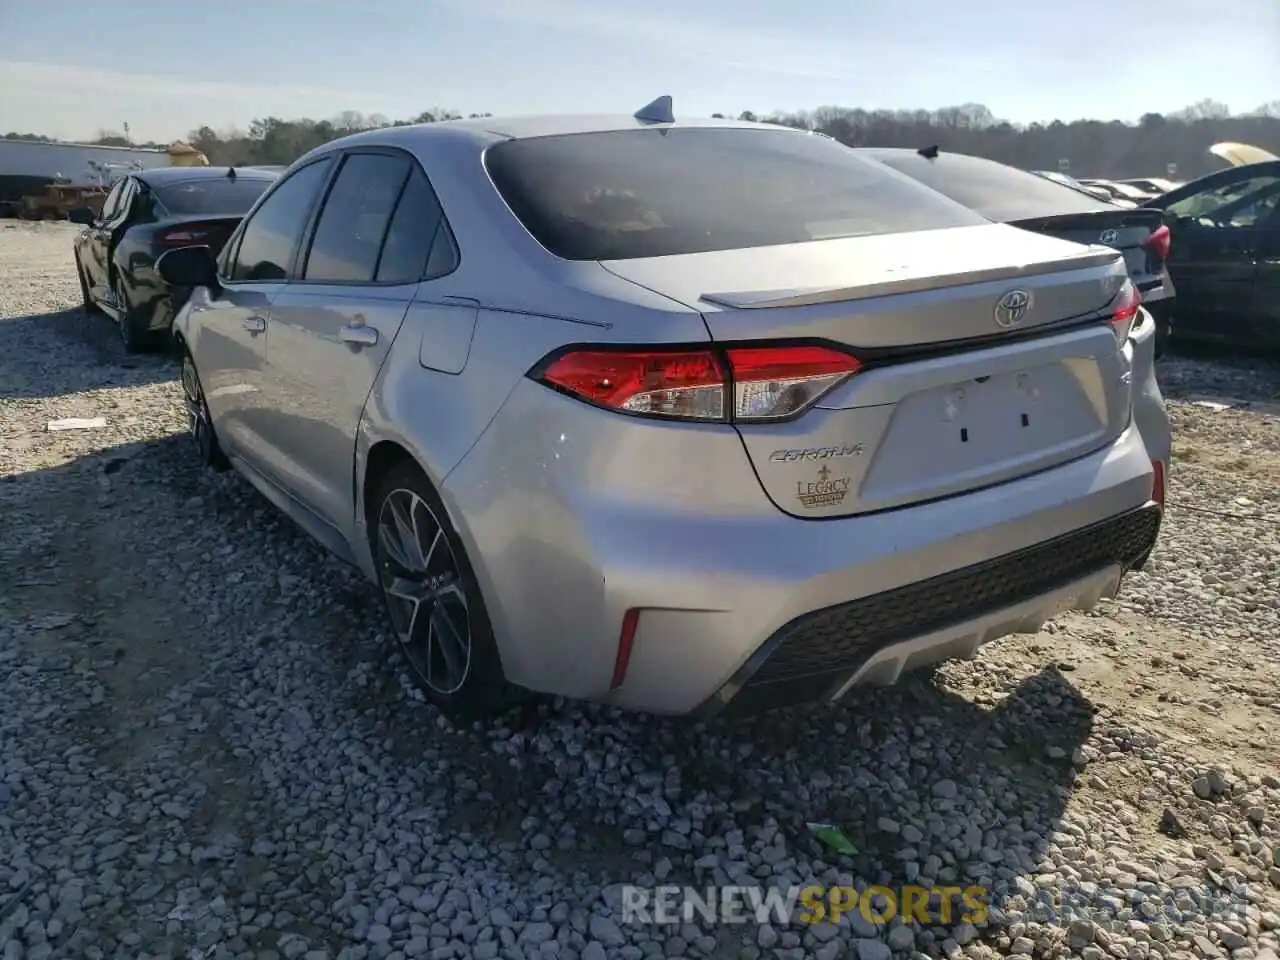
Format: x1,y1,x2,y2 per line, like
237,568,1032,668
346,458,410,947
1099,228,1120,244
994,289,1033,329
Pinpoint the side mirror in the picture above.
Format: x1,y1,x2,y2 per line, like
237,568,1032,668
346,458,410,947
68,207,96,225
156,245,220,289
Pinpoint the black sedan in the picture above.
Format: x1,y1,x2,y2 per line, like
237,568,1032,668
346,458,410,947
1143,160,1280,349
70,166,277,352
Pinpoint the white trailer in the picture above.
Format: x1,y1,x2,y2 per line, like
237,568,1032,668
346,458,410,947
0,139,172,212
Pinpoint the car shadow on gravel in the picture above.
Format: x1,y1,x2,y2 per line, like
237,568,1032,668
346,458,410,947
0,305,178,399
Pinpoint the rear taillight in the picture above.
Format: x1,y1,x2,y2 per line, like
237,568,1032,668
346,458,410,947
1109,279,1141,341
1142,224,1171,262
535,344,861,423
158,228,212,249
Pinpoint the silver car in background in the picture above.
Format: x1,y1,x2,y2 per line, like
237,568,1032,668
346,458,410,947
160,103,1169,719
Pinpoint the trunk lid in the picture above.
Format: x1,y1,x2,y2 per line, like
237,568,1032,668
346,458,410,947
603,223,1133,519
1010,207,1167,294
1209,141,1279,168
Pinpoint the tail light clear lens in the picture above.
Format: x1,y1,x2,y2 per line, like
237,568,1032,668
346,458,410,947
536,344,861,423
1109,279,1141,341
1142,224,1171,262
727,345,861,421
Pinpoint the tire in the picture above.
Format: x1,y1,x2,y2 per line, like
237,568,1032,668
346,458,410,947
368,460,518,720
180,349,230,472
75,254,102,315
114,275,155,354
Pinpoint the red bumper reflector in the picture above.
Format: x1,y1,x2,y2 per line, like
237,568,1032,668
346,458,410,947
611,608,641,690
1151,460,1165,506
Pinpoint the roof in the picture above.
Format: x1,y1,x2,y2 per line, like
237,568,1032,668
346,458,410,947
299,113,810,162
0,138,166,154
133,166,277,186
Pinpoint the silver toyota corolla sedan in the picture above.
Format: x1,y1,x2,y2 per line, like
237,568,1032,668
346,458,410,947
159,100,1171,719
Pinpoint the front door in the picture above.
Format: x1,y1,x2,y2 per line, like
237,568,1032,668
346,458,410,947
1159,165,1280,344
84,177,131,297
260,151,457,532
194,156,336,469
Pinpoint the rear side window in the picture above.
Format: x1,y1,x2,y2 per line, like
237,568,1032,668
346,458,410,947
376,167,456,283
870,152,1115,222
231,158,334,282
153,177,274,216
1165,173,1280,223
485,128,984,261
304,153,410,283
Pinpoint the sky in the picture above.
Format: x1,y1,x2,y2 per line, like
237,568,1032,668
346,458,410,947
1,0,1278,143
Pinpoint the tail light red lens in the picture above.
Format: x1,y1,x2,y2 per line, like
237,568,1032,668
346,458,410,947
1142,224,1171,262
1109,279,1141,341
538,349,728,420
536,344,861,423
158,228,212,249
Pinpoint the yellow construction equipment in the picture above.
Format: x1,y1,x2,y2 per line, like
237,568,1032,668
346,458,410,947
167,141,210,167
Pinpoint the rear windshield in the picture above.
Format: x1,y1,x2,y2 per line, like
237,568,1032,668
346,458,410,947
869,152,1116,222
484,128,985,261
153,177,274,216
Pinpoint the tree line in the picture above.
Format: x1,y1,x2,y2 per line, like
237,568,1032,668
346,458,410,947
6,99,1280,180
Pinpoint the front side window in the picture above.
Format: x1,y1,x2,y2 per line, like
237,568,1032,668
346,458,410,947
112,179,138,222
230,158,334,282
485,128,985,261
1166,174,1280,226
303,153,410,283
98,179,126,221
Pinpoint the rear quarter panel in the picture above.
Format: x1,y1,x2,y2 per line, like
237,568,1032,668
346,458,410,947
351,260,710,582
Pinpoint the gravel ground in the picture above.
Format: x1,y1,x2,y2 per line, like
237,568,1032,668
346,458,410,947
1,219,1278,960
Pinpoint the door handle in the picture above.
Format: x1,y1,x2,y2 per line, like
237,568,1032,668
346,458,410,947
243,315,266,333
339,324,378,347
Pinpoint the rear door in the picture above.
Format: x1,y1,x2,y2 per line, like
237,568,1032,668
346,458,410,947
84,177,130,297
193,157,336,467
262,150,454,530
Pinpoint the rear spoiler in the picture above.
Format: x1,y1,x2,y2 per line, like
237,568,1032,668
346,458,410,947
700,247,1122,309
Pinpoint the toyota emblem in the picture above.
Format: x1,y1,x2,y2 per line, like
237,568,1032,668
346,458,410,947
994,289,1033,329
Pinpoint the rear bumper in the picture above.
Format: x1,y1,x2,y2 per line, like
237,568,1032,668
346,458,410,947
701,504,1159,717
445,379,1163,716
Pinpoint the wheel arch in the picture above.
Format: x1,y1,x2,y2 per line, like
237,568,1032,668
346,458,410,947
355,435,502,644
360,440,419,541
